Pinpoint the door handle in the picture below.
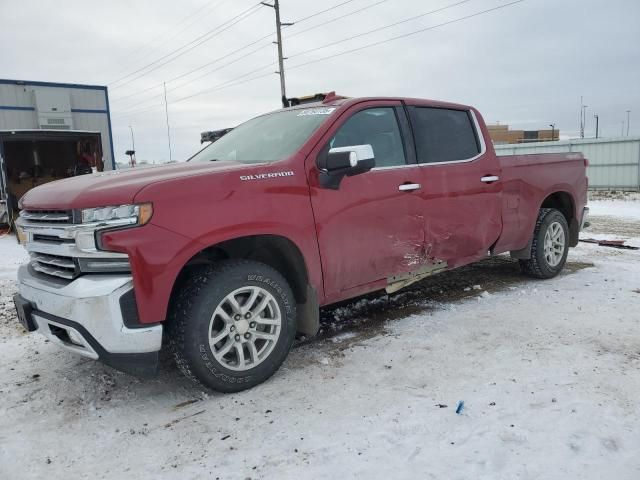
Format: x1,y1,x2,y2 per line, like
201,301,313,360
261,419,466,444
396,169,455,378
398,183,421,192
480,175,500,183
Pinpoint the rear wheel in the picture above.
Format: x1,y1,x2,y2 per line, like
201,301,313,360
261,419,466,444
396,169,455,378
519,208,569,279
168,260,297,392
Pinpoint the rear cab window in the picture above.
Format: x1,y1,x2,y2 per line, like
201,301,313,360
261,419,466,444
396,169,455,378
408,107,481,164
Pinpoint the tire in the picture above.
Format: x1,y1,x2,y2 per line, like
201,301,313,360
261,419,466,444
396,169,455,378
519,208,570,279
167,260,297,392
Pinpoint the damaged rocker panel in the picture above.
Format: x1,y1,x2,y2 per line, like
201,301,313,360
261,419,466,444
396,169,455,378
385,260,448,294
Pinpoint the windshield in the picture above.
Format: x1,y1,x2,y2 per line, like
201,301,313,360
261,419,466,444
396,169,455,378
189,107,335,164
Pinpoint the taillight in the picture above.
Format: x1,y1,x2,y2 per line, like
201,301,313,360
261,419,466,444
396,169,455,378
584,158,589,167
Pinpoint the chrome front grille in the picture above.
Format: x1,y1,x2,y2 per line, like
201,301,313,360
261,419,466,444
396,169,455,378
30,253,78,280
19,210,72,224
32,234,75,244
17,209,130,281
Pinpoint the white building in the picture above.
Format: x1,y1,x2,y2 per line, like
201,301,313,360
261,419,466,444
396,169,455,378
0,78,115,224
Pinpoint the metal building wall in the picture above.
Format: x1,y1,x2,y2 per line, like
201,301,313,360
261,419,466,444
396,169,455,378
494,137,640,190
0,79,115,170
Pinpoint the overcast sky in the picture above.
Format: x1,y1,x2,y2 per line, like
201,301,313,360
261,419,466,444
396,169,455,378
2,0,639,163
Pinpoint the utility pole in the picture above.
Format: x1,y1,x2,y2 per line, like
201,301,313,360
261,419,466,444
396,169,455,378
163,82,172,163
626,110,631,136
594,115,599,139
128,125,135,152
127,125,136,168
579,96,584,139
581,104,588,139
262,0,293,107
549,123,555,142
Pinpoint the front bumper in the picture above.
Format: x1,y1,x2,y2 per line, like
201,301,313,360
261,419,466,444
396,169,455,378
17,265,163,377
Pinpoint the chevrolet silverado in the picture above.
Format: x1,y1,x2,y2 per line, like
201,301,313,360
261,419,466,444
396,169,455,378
13,92,589,392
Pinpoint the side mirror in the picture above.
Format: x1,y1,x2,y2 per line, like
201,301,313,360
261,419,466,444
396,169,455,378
317,144,375,189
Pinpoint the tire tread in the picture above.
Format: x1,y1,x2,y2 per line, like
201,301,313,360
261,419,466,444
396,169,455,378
167,260,296,392
519,208,568,279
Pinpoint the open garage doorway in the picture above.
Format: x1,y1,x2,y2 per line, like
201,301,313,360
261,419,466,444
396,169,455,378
0,130,103,227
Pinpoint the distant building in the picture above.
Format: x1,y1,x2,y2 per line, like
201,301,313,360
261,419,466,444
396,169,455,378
487,124,559,144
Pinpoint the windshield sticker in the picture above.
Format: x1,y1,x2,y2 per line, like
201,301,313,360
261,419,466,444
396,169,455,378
240,171,294,181
297,107,336,116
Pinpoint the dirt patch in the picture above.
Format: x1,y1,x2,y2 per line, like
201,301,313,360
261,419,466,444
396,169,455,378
297,257,593,351
589,191,640,201
586,215,640,237
0,279,25,340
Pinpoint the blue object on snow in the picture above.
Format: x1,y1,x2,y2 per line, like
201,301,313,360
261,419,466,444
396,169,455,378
455,401,465,414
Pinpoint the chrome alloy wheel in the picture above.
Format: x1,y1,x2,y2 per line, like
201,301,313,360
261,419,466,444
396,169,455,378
544,221,565,267
208,286,282,371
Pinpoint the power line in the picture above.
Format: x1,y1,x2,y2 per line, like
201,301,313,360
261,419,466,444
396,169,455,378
170,42,273,91
112,0,375,104
116,51,276,115
111,0,384,112
113,68,277,119
153,0,472,107
191,0,526,101
114,0,524,119
175,68,277,104
109,2,264,88
285,0,389,40
288,0,474,60
111,39,273,104
110,3,263,89
112,0,456,107
110,0,228,77
115,60,278,117
288,1,524,70
114,0,475,113
292,0,358,24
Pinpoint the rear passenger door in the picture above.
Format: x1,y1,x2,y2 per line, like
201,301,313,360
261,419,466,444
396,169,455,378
407,105,503,266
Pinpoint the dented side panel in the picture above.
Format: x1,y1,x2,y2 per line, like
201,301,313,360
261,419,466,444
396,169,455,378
305,100,429,304
309,166,427,301
408,105,504,269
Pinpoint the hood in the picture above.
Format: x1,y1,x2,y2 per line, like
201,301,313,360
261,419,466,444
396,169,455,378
20,160,254,210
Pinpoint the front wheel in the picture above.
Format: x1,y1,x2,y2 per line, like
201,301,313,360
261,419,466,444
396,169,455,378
519,208,569,279
168,260,297,392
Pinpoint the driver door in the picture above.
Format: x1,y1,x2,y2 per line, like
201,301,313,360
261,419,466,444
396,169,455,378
306,101,425,303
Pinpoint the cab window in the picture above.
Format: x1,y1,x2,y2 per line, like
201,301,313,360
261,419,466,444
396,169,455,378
329,108,407,168
408,107,480,164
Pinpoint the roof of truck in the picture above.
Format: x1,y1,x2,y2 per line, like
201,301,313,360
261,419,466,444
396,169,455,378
280,95,473,113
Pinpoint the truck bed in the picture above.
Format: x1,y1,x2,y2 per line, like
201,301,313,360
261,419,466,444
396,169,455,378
494,153,589,254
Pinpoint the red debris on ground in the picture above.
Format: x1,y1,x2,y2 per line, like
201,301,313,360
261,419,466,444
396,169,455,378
579,238,639,250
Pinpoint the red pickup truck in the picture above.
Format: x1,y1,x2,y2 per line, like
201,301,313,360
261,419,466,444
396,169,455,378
14,93,588,392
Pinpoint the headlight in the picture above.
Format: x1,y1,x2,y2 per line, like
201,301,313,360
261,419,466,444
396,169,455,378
81,203,153,226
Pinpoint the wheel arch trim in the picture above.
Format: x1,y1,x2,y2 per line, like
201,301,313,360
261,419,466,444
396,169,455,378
169,233,320,336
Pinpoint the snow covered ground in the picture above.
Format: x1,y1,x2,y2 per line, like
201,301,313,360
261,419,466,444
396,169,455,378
590,200,640,221
1,201,639,479
0,233,28,280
